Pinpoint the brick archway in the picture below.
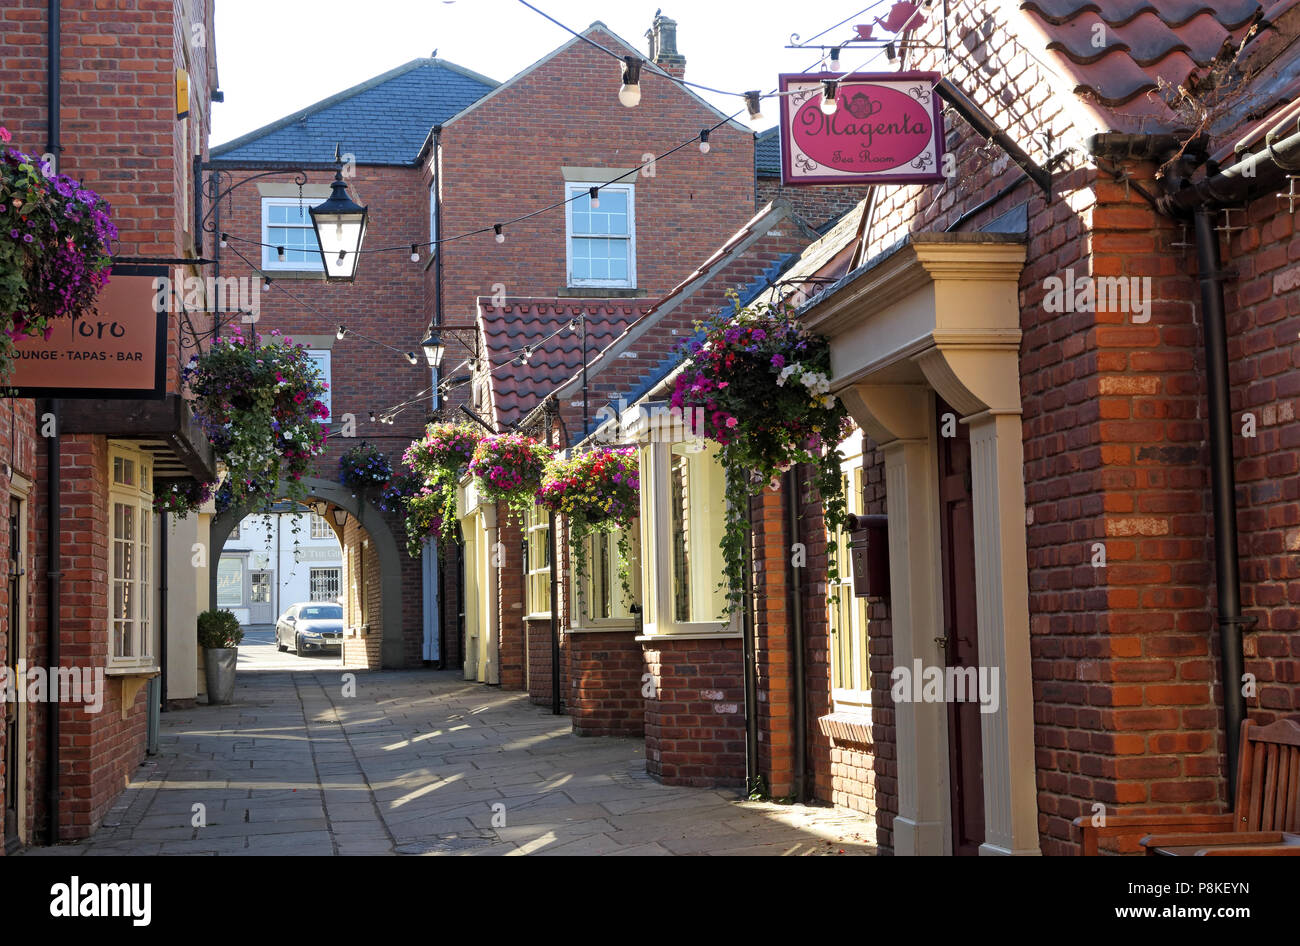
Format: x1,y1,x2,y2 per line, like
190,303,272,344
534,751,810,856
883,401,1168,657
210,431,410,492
209,476,406,668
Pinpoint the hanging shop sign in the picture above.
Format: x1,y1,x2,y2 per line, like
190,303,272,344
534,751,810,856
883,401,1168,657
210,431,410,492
778,72,945,186
5,264,167,398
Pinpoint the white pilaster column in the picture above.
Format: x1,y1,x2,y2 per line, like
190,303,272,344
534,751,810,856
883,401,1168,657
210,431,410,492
884,437,950,856
967,411,1039,856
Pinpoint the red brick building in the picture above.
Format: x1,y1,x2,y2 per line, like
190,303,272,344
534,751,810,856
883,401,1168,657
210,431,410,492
0,0,219,848
788,0,1300,854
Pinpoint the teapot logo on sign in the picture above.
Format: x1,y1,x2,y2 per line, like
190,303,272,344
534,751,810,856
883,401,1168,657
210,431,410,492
779,72,945,186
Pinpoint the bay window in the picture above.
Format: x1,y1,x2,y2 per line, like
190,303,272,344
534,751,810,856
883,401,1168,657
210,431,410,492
634,427,735,636
524,505,551,619
570,525,640,627
109,443,157,671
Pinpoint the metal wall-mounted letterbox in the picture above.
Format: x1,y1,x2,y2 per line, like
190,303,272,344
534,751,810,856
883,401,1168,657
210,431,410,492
846,513,889,600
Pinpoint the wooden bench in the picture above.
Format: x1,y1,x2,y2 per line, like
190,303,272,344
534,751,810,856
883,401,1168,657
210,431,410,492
1073,716,1300,855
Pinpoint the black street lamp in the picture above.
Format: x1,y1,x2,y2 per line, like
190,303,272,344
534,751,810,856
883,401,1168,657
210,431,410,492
309,146,368,282
420,327,445,368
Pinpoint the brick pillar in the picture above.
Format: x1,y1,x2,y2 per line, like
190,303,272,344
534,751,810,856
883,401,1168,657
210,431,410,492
643,637,745,787
568,631,645,736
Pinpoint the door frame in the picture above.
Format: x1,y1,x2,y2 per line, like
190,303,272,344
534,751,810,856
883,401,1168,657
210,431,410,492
5,475,31,850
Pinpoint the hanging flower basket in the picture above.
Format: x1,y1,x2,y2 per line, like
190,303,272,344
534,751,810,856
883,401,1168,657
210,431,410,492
538,446,639,598
153,477,214,518
0,127,117,377
671,293,851,611
402,421,483,527
378,469,445,556
183,328,329,513
338,441,392,492
467,432,553,520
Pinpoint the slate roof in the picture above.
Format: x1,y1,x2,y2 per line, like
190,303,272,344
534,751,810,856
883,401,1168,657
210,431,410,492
1019,0,1300,131
210,59,497,166
478,300,646,429
755,127,781,176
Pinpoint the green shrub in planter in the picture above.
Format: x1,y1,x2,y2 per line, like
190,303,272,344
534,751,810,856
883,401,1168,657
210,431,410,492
197,609,243,650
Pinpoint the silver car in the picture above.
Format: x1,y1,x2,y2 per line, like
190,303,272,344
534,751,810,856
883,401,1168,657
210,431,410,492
275,602,344,655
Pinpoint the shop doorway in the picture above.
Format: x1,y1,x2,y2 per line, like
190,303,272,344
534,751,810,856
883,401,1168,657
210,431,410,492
936,399,984,855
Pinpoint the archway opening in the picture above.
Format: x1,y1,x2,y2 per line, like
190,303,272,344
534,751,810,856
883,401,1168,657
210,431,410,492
208,476,407,671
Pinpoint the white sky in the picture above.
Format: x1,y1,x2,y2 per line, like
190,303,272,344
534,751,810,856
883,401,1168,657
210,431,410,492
210,0,893,145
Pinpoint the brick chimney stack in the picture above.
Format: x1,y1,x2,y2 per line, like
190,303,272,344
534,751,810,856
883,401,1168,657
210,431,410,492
646,12,686,80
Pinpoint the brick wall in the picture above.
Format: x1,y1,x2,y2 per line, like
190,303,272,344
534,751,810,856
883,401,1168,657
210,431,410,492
0,0,217,845
568,632,644,737
496,506,526,690
643,637,745,787
428,27,755,332
756,176,871,233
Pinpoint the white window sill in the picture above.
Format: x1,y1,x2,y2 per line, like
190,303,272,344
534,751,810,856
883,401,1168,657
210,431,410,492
105,662,159,678
636,630,742,642
523,612,553,622
568,621,636,634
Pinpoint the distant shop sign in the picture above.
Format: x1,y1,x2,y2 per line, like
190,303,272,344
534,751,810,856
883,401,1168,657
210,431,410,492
778,72,945,186
5,264,166,398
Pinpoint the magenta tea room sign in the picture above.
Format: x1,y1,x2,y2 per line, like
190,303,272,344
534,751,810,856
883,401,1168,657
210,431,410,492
778,72,945,186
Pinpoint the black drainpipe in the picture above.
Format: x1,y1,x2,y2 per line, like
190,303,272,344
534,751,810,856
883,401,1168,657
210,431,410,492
43,0,62,848
785,467,807,803
1191,207,1246,792
740,496,759,795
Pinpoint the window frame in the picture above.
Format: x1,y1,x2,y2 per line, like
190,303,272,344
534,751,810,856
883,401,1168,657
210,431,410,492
524,505,552,620
569,523,640,629
830,435,871,711
303,349,331,422
636,437,737,637
108,442,158,672
309,514,334,540
564,180,636,289
309,566,341,602
260,196,323,272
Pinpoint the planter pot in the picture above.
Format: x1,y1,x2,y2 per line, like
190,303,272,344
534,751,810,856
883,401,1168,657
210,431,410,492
204,647,238,705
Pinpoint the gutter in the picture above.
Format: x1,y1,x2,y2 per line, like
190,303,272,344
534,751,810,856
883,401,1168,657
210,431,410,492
1090,124,1300,793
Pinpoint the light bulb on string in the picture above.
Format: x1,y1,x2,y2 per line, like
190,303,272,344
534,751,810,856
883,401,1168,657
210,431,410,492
494,224,505,244
744,91,764,128
698,129,711,154
410,244,419,262
276,245,286,261
588,186,600,209
829,46,842,73
336,325,346,340
219,232,228,248
405,352,419,366
618,57,642,108
820,80,839,116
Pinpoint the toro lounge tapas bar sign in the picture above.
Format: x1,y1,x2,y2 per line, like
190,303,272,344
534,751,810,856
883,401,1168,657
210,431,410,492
778,72,945,186
6,263,166,398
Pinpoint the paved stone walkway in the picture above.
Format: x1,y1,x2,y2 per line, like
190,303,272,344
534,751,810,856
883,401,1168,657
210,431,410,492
23,669,876,856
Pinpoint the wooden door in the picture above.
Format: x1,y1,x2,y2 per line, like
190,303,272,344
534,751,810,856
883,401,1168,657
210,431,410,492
936,399,984,855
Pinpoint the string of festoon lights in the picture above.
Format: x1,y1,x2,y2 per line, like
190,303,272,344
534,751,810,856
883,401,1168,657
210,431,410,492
364,315,593,426
215,7,905,265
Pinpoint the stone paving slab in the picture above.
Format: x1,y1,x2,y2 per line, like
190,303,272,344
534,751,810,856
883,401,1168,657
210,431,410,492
22,668,876,857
